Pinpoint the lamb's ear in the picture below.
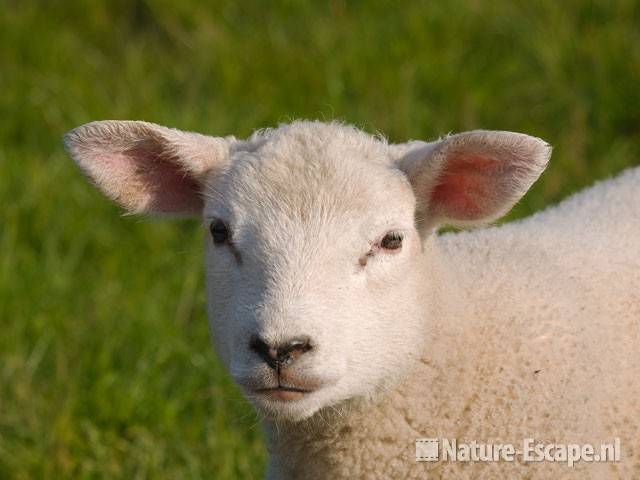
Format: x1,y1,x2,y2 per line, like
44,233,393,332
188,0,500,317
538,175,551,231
64,120,231,215
398,130,551,229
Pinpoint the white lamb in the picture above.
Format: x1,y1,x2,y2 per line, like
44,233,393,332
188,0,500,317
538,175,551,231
65,120,639,479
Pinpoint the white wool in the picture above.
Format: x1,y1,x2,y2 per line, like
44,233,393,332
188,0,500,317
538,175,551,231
65,119,639,479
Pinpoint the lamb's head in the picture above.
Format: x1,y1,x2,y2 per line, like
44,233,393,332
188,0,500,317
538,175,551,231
65,120,550,421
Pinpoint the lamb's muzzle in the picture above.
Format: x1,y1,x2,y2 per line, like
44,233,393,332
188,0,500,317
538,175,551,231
250,335,313,369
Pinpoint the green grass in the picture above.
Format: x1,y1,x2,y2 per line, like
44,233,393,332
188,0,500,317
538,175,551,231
1,0,639,478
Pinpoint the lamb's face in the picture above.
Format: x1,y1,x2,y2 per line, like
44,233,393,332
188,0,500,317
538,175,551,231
203,126,426,421
65,119,550,423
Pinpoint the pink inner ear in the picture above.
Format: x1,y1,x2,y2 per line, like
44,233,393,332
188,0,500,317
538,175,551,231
98,141,203,214
135,156,203,213
430,153,501,220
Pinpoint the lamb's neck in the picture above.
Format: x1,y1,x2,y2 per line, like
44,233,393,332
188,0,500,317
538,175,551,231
423,227,531,331
262,383,426,480
420,234,467,328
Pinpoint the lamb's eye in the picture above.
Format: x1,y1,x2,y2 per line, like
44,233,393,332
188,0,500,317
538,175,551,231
380,231,403,250
210,219,229,245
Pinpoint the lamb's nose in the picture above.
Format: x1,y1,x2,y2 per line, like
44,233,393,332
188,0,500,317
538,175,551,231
250,336,312,369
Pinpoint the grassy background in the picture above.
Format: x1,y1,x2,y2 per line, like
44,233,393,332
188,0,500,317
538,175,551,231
1,1,639,478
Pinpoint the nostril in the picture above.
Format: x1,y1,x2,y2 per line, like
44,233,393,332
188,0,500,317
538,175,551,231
279,337,312,364
250,336,279,363
249,335,312,368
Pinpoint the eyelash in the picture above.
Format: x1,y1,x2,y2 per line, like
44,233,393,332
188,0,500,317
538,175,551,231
380,231,403,250
359,231,404,267
210,219,229,244
208,218,243,264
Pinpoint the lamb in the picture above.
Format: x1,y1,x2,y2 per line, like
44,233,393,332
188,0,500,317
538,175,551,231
64,119,640,479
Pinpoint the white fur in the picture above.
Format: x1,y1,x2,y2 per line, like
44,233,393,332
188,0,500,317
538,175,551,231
65,120,639,479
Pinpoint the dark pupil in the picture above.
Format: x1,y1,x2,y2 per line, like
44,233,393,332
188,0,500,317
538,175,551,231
381,232,403,250
210,220,229,244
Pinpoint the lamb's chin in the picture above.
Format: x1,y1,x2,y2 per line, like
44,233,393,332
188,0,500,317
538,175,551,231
252,396,322,423
250,388,353,423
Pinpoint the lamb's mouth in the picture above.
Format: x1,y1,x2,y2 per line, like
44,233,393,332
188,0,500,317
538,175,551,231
254,386,314,401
